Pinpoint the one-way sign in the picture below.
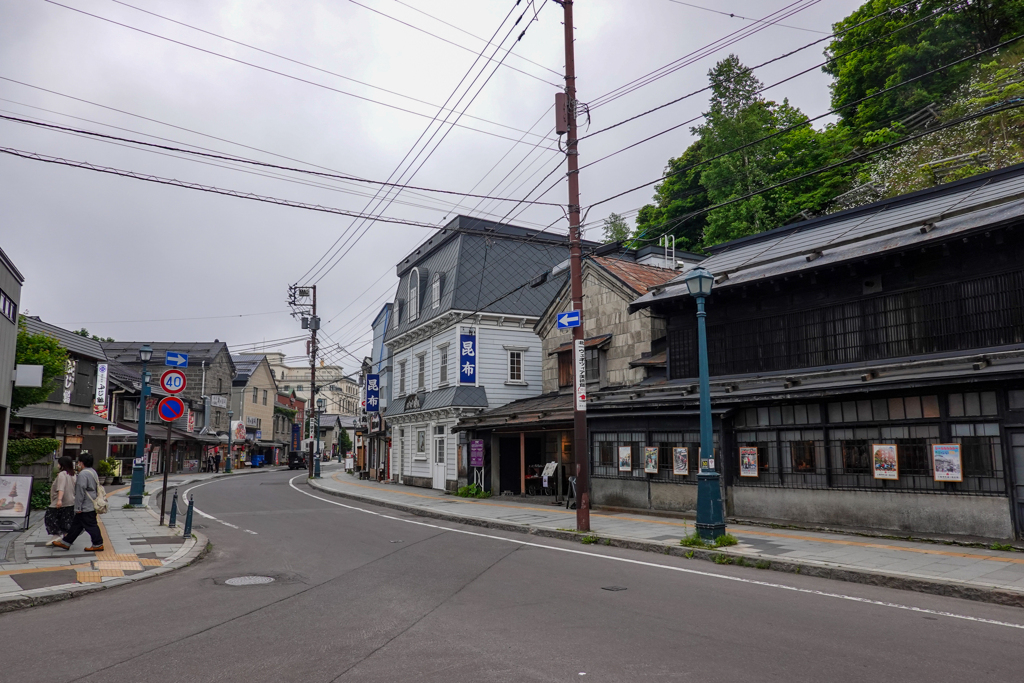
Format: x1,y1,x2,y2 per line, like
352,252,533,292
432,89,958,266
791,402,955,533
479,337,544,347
557,310,581,329
165,352,189,368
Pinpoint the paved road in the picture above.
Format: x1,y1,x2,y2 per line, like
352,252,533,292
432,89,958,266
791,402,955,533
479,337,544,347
4,466,1024,682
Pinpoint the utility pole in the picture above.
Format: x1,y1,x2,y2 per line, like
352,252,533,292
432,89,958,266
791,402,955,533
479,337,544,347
290,284,319,479
558,0,590,531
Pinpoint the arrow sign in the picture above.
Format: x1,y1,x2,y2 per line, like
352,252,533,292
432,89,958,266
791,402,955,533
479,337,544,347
557,310,581,329
165,352,189,368
160,369,187,394
157,396,186,422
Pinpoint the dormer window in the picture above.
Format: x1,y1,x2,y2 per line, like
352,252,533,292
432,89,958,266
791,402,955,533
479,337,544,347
409,268,420,322
432,273,441,309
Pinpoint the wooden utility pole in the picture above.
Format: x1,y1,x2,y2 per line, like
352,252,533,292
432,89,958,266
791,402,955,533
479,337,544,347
559,0,590,531
309,285,317,480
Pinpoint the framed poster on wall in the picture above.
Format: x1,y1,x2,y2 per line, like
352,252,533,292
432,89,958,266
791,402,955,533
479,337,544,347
672,447,688,475
644,447,659,474
0,475,33,531
872,444,899,480
618,446,632,472
932,444,963,482
739,447,759,477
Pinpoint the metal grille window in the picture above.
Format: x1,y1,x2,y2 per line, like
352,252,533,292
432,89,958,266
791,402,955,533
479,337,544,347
439,345,449,384
669,268,1024,378
591,432,645,477
0,287,16,323
952,423,1001,477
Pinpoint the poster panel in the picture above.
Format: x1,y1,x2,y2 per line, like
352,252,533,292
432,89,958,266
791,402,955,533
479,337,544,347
618,445,632,472
932,444,963,482
872,444,899,480
739,446,759,477
644,446,659,474
0,475,33,531
672,447,688,475
470,439,485,468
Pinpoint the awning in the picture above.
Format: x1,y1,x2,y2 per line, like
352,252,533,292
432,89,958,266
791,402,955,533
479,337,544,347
107,425,137,442
15,406,113,425
549,334,613,356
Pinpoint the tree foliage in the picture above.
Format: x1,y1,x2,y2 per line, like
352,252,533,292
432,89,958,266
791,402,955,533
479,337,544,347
600,212,632,243
337,428,353,454
13,318,68,412
824,0,1024,135
72,328,114,342
6,437,62,474
634,140,710,251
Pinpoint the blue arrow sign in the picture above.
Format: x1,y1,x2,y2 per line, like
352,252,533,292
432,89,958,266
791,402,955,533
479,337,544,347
557,310,581,329
165,352,189,368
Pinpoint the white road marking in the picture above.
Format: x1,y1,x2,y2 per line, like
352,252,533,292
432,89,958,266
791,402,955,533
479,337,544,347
287,475,1024,632
181,479,253,535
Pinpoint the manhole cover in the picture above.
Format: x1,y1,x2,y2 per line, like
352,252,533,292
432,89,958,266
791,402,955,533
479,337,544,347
225,576,275,586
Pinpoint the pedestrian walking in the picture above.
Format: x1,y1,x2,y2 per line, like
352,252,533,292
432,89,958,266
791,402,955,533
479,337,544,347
43,456,77,545
52,453,104,552
214,451,221,474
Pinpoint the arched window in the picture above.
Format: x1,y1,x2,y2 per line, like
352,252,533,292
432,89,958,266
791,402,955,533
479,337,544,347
409,268,420,322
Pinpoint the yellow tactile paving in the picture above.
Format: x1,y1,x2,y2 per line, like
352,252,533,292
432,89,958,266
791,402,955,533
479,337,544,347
75,571,103,583
0,563,92,576
139,558,163,567
331,473,1024,566
96,569,125,578
93,561,142,571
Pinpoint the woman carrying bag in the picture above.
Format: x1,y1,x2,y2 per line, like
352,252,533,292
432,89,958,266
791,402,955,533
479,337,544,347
44,456,77,545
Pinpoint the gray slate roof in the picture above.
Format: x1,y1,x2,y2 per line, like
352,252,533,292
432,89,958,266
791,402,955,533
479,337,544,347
386,215,597,342
632,163,1024,310
101,341,232,366
23,317,106,361
383,385,488,417
232,354,264,384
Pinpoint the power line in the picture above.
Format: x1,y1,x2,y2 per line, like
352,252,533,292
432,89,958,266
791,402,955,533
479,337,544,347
58,310,288,325
0,114,563,206
41,0,553,147
586,32,1024,211
665,0,828,34
105,0,556,135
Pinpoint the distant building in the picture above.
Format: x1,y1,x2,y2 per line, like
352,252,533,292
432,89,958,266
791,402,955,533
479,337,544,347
265,352,359,416
231,354,280,466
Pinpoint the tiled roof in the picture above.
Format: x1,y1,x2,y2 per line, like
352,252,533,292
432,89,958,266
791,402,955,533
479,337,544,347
232,354,264,382
593,256,677,294
383,385,488,417
101,341,231,365
550,334,613,356
453,392,573,431
23,317,106,361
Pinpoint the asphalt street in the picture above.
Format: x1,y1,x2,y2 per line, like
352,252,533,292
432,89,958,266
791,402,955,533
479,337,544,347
4,465,1024,683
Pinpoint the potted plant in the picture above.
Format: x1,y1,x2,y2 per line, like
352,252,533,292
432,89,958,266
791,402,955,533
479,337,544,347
95,458,112,485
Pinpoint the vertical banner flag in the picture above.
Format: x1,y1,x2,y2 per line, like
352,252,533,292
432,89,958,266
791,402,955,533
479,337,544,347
574,339,586,411
459,331,476,384
365,373,380,412
94,363,108,406
291,423,301,451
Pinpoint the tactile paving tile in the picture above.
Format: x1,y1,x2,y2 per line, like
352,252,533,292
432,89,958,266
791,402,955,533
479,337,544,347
93,561,143,571
75,571,103,583
97,569,125,578
138,559,163,567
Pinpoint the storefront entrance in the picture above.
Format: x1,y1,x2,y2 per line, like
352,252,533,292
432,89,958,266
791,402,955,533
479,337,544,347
432,426,446,490
1010,430,1024,539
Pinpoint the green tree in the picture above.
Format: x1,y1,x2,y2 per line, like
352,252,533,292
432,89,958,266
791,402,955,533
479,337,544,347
337,428,353,455
13,317,68,412
600,212,632,243
634,140,710,252
72,328,114,342
824,0,1024,135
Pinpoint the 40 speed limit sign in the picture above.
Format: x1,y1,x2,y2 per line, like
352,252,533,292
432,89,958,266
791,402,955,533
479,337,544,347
160,369,187,394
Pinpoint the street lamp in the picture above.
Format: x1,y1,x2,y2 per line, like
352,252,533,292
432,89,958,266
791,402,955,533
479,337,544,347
128,344,153,506
683,267,726,541
226,410,234,474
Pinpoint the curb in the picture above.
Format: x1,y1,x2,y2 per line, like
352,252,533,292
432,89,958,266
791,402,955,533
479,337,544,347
0,530,210,615
307,479,1024,609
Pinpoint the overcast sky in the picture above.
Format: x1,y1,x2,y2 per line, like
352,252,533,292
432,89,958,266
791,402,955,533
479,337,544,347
0,0,863,369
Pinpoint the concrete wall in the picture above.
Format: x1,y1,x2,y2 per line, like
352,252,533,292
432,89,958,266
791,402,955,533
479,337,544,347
591,478,699,513
732,487,1015,539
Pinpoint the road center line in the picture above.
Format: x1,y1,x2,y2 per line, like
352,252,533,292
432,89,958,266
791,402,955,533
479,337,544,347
288,475,1024,632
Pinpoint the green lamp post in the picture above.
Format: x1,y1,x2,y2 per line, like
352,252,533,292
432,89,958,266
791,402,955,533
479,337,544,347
128,344,153,506
683,267,727,541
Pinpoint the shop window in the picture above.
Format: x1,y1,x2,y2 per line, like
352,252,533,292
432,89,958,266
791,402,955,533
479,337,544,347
840,439,871,473
591,432,645,476
790,441,816,471
952,423,1001,477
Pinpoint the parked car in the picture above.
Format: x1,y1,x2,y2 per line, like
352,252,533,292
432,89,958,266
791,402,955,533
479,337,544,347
288,451,307,470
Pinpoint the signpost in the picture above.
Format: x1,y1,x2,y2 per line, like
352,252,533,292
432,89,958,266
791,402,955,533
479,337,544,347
165,352,188,367
159,369,186,394
557,310,581,329
574,339,587,411
157,367,187,527
365,373,380,413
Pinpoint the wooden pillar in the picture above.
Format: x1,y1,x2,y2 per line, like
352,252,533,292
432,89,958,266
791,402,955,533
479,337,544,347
520,431,526,495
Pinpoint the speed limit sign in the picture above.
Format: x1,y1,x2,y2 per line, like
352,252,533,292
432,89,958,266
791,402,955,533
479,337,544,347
160,369,187,394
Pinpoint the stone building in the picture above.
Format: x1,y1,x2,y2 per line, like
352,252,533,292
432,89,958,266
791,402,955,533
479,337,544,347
265,352,359,416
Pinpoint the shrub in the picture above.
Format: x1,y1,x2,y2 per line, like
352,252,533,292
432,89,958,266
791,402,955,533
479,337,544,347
6,438,61,474
455,483,491,499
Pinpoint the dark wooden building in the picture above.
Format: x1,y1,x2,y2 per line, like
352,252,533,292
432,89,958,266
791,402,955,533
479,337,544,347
593,164,1024,540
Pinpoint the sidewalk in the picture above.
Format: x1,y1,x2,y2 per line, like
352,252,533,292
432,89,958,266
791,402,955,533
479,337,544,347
308,468,1024,608
0,479,209,613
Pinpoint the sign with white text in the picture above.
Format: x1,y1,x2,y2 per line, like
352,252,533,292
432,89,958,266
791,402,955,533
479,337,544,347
459,332,476,384
932,444,963,482
574,339,586,411
365,373,380,413
94,363,108,406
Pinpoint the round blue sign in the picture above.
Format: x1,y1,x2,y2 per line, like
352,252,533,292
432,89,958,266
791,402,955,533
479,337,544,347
157,396,186,422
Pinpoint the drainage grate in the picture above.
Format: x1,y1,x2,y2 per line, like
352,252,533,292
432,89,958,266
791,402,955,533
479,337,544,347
225,575,275,586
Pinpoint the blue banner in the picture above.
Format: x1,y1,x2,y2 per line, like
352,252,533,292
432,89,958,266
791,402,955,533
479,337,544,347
365,373,380,412
291,423,301,451
459,333,476,384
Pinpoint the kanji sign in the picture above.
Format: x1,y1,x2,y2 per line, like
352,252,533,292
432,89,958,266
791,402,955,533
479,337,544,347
574,338,586,411
157,396,185,422
160,369,187,394
459,332,476,384
365,373,380,413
